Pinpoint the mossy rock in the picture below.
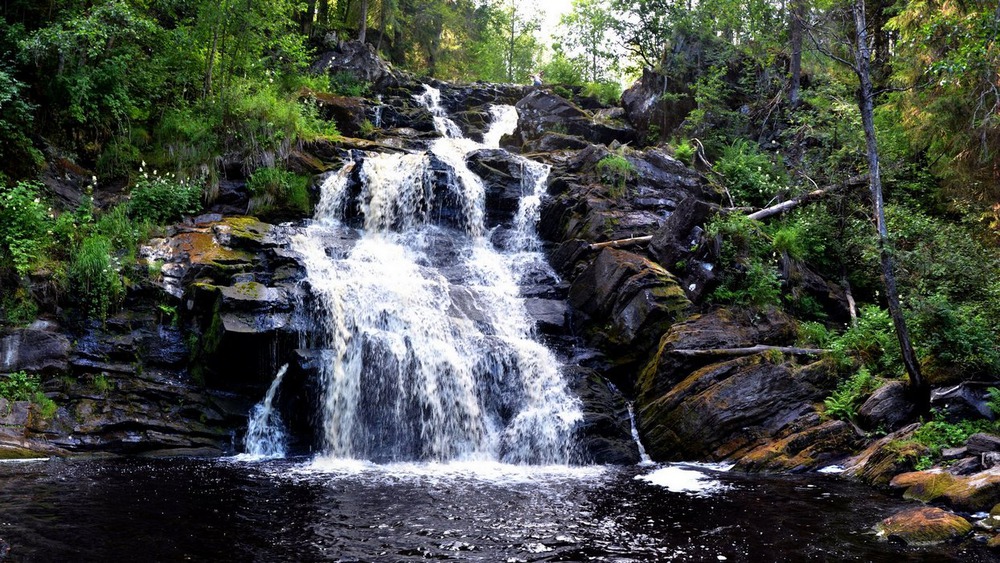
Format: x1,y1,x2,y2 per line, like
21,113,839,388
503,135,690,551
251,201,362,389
891,470,959,503
876,506,971,545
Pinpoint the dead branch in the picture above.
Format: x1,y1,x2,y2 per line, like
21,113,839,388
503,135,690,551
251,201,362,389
670,345,830,357
590,235,654,250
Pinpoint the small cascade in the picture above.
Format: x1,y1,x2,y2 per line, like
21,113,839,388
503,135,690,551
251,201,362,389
627,402,654,465
291,85,581,464
244,364,290,458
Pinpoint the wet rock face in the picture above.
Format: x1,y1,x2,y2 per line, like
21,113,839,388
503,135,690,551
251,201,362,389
621,69,696,142
876,506,972,546
0,329,70,375
566,367,641,465
466,149,533,228
891,466,1000,512
567,248,690,354
636,353,839,461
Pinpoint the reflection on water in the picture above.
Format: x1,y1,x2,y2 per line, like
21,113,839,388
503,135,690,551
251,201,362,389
0,458,991,562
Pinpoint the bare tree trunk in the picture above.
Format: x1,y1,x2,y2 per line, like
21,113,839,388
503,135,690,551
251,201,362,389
318,0,330,28
358,0,368,42
302,0,317,36
789,0,805,106
852,0,927,408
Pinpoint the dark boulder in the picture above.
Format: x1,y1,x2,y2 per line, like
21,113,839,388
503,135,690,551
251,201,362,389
930,384,994,421
637,308,797,403
311,40,398,91
466,149,532,228
736,418,861,472
313,93,369,137
507,90,636,151
621,68,696,142
967,433,1000,455
857,380,919,431
567,248,690,353
649,197,718,270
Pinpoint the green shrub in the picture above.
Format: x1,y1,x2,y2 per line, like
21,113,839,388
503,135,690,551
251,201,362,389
823,368,879,421
0,371,40,401
128,169,202,224
911,294,1000,376
246,167,311,216
581,81,622,106
32,391,57,420
705,213,782,308
673,139,695,165
595,153,636,199
1,289,38,326
797,321,833,348
69,235,124,320
93,374,111,394
715,139,786,208
831,305,901,376
0,181,50,276
329,71,370,97
911,413,997,458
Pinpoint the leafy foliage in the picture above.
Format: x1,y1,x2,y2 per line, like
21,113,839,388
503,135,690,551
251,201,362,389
0,371,40,402
128,170,202,225
595,152,636,199
823,368,879,422
0,181,50,276
246,167,312,217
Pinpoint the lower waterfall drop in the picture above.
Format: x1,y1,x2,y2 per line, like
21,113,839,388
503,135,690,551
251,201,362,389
292,86,582,464
244,364,289,458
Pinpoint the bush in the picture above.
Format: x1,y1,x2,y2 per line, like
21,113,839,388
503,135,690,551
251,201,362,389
0,371,40,401
68,235,124,320
246,167,311,216
715,139,786,207
595,153,635,199
910,293,1000,377
673,139,695,165
328,71,370,97
581,81,622,106
0,181,50,276
911,413,997,458
128,169,202,224
705,213,782,308
823,368,879,421
831,305,901,376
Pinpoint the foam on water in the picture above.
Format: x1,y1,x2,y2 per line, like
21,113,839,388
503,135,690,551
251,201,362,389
636,464,731,496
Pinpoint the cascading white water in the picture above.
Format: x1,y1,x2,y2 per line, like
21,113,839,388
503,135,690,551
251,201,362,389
291,86,581,464
244,364,290,458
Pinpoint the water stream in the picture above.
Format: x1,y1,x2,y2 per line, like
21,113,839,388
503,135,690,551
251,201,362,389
288,86,580,464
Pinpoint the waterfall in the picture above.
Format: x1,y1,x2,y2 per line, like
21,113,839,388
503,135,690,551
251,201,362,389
627,402,654,465
244,364,289,458
291,85,581,464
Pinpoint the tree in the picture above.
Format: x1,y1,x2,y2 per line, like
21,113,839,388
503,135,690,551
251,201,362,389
888,0,1000,201
849,0,927,404
558,0,615,83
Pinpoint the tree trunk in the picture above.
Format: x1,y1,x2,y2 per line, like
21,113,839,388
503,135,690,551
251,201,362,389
302,0,317,36
789,0,805,106
318,0,330,28
852,0,927,408
358,0,368,42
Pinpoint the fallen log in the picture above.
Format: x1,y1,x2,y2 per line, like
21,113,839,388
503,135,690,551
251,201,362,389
670,345,829,357
589,235,654,250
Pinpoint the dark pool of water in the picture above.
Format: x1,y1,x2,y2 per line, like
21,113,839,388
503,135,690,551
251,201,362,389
0,457,993,562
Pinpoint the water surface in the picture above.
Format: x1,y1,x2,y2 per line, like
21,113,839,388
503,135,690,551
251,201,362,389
0,458,990,562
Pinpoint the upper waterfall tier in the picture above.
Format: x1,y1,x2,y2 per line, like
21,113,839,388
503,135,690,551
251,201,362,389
290,86,581,464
